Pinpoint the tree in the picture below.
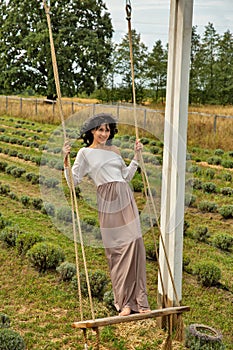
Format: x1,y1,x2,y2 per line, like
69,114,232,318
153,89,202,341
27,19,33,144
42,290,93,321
189,26,202,104
197,23,220,104
0,0,113,96
114,29,148,103
215,30,233,105
145,40,167,103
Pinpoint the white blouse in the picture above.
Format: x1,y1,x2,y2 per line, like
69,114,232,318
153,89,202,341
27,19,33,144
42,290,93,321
64,148,138,187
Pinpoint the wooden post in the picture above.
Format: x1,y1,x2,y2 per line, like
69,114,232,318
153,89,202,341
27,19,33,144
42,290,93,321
35,99,38,115
158,0,193,315
213,115,217,133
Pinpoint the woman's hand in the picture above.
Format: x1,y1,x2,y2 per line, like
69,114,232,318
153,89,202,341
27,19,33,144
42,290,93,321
63,140,71,167
133,140,143,161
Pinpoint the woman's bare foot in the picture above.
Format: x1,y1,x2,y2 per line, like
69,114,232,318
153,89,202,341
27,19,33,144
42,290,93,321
139,309,151,314
119,307,131,316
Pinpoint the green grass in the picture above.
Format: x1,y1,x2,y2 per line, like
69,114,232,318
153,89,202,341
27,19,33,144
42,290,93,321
0,114,233,349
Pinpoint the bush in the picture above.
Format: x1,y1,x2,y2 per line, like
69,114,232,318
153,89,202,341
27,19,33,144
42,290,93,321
103,290,116,312
185,193,196,207
220,187,233,196
72,270,109,300
56,261,76,281
31,174,40,185
150,146,160,155
183,255,191,273
222,173,232,182
193,226,210,243
17,153,24,159
25,173,34,182
16,232,44,256
9,192,18,201
11,167,26,178
20,195,31,207
139,137,150,145
212,233,233,251
5,165,17,174
26,242,65,272
32,198,43,210
0,213,11,230
41,202,55,217
9,150,18,157
183,220,190,236
0,226,22,247
207,156,222,166
0,313,10,329
44,178,59,188
0,329,25,350
0,184,10,195
221,159,233,169
57,206,73,222
83,215,98,226
3,148,9,155
54,161,64,170
22,140,30,147
214,148,224,156
23,154,31,161
218,205,233,219
187,165,200,174
205,168,215,179
195,262,221,287
0,161,8,172
192,178,203,190
198,201,218,213
131,178,144,192
202,182,217,193
145,243,158,261
48,159,57,168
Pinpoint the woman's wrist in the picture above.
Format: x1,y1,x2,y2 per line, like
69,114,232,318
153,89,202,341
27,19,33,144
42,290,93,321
64,156,68,168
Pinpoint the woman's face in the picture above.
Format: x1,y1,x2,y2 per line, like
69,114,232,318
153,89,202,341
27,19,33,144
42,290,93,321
92,123,110,145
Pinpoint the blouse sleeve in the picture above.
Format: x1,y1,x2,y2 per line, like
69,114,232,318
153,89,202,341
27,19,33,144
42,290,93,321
64,148,88,187
121,159,139,182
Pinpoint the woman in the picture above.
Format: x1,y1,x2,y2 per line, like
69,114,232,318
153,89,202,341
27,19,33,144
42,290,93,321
63,113,150,316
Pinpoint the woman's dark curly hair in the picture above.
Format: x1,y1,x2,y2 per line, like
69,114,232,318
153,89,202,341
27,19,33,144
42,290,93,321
80,113,118,146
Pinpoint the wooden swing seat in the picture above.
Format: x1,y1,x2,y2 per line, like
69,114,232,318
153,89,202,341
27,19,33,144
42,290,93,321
72,305,190,329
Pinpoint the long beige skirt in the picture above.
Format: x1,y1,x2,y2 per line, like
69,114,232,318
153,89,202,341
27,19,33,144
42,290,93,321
97,181,150,312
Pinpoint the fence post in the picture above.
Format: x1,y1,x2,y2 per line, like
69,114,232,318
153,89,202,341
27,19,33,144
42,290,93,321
5,96,8,113
20,97,23,114
35,99,38,115
213,115,217,133
143,109,147,129
117,103,120,119
52,101,55,117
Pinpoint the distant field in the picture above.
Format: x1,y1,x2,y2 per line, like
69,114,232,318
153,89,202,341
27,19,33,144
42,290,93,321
0,113,232,349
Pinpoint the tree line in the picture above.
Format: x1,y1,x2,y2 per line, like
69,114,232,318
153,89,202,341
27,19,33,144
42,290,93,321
0,0,232,105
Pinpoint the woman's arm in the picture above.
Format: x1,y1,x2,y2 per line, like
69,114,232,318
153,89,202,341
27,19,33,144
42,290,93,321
121,140,143,181
63,142,88,186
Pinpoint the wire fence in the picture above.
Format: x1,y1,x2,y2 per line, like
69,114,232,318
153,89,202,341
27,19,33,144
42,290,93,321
0,95,233,135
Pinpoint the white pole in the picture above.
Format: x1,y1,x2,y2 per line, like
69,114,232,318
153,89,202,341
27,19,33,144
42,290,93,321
158,0,194,307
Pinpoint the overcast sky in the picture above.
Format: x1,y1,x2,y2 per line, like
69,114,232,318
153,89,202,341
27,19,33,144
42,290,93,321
104,0,233,49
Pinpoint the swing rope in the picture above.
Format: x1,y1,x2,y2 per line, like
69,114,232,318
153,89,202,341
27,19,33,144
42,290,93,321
125,1,184,345
42,0,96,336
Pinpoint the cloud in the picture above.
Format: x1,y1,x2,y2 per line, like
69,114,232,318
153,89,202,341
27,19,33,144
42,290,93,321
105,0,233,48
